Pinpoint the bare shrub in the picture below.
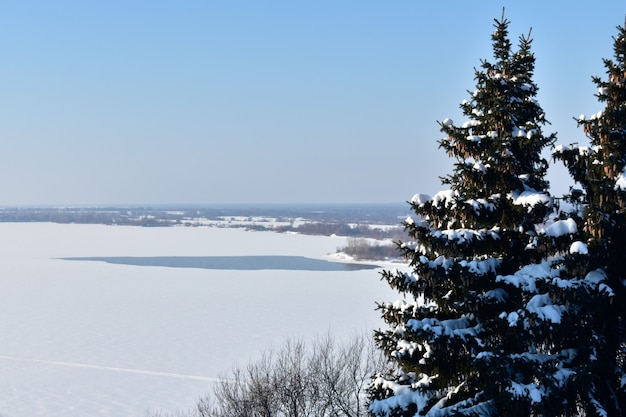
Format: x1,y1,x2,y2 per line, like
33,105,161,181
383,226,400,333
192,332,387,417
338,238,400,261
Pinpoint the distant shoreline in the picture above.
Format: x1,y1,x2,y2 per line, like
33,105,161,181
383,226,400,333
0,204,409,262
0,204,409,230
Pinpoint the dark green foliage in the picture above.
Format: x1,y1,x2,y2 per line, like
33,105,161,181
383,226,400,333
553,22,626,417
368,15,586,417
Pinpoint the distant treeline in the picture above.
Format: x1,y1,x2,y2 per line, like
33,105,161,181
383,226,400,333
274,222,402,239
0,207,180,226
0,205,410,235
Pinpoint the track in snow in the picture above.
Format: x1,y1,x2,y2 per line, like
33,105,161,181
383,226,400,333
0,355,223,382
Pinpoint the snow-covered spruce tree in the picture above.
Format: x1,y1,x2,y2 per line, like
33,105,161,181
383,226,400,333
552,22,626,417
368,16,587,417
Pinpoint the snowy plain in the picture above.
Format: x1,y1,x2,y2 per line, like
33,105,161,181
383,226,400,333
0,222,400,417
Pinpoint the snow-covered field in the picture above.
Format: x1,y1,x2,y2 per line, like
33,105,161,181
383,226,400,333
0,223,399,417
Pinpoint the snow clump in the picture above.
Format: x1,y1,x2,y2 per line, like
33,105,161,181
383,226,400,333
545,218,577,237
569,241,588,255
411,193,432,205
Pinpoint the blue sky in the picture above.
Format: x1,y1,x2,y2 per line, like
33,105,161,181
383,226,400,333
0,1,624,205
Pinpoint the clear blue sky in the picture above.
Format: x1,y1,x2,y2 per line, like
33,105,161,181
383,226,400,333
0,1,623,205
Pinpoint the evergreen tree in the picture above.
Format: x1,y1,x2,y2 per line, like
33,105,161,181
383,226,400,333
368,15,583,416
553,21,626,416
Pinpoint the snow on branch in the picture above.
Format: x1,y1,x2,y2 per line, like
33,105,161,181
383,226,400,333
496,260,560,293
466,197,497,214
431,190,458,208
509,190,552,209
615,166,626,190
507,382,544,404
406,315,481,342
458,257,501,275
569,241,588,254
369,375,433,416
462,120,482,129
553,143,601,156
543,218,577,237
526,293,566,323
411,193,432,205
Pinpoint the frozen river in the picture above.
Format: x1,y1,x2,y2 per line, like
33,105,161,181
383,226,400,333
0,223,400,416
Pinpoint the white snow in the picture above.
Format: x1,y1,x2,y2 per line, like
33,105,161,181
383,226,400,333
509,191,552,209
500,311,520,327
520,83,534,91
553,368,575,387
615,167,626,190
411,193,432,205
585,269,606,285
496,260,560,292
508,382,544,403
472,161,487,172
570,241,588,254
461,120,482,129
553,144,601,157
407,315,479,340
437,229,480,243
458,257,501,275
369,374,432,416
590,110,603,120
466,197,496,213
420,254,455,270
526,293,565,323
512,127,526,138
544,218,578,237
431,189,458,208
0,223,398,417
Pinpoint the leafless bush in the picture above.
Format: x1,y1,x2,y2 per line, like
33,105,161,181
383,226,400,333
191,332,387,417
338,238,400,261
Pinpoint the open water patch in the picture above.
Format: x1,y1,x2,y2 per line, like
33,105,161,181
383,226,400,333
61,256,380,271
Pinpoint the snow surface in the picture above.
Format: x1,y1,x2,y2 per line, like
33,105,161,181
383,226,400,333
0,223,400,417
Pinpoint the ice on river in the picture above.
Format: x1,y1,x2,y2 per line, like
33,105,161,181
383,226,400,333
0,223,398,417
